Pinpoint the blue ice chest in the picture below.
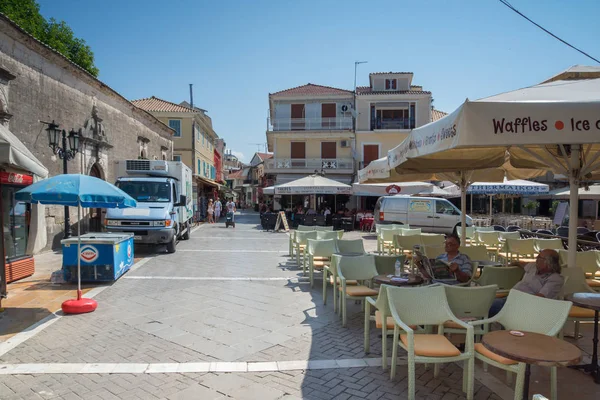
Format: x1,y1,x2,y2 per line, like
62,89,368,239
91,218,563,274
61,233,134,282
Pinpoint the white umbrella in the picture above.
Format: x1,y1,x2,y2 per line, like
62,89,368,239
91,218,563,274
274,174,352,195
388,77,600,268
352,181,436,197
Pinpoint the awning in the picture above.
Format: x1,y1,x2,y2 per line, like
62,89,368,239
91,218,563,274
194,175,220,188
273,174,352,195
468,178,549,195
275,174,353,185
0,124,48,178
352,182,434,197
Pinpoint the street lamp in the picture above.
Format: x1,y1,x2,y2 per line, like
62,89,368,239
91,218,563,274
45,121,80,238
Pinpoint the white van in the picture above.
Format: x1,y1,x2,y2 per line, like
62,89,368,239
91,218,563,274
374,195,472,234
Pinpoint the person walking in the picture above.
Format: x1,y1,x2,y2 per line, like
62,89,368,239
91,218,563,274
214,198,222,221
207,199,214,224
226,198,236,228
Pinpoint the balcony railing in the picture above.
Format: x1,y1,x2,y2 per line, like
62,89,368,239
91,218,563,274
269,117,353,131
371,117,415,130
265,158,354,171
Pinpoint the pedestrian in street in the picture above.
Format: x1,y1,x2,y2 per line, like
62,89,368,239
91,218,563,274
214,198,222,220
226,198,236,228
207,199,214,224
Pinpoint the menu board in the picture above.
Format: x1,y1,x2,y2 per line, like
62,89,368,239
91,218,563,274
553,202,568,226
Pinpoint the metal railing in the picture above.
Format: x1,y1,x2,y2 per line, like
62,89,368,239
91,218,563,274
268,117,353,131
371,118,415,130
264,158,354,170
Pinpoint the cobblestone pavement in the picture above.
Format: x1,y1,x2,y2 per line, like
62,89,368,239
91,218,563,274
0,213,510,399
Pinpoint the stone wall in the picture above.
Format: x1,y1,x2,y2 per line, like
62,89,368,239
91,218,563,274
0,15,174,250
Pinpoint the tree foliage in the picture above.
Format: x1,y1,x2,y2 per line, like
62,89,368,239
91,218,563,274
0,0,99,77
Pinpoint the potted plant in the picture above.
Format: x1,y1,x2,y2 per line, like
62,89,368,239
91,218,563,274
523,200,539,216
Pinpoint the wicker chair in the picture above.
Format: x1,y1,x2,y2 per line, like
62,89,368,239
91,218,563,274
337,254,379,327
305,238,337,287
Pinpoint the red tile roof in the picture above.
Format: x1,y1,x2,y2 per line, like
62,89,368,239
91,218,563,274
256,153,273,161
431,109,448,122
369,72,413,75
356,86,431,95
270,83,352,97
132,96,196,113
228,169,247,179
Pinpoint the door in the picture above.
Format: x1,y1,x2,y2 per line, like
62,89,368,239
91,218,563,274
383,198,408,224
290,142,306,168
363,144,379,169
89,164,103,232
435,199,460,234
321,142,337,168
407,198,433,230
321,103,336,128
291,104,305,130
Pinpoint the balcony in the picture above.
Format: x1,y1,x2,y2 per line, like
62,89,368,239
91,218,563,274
264,158,354,174
371,117,415,130
269,117,353,131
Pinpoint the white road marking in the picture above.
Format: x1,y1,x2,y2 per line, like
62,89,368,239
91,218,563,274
123,276,303,281
0,357,393,375
190,237,288,240
179,250,287,253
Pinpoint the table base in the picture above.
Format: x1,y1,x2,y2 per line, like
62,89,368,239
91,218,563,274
568,363,600,383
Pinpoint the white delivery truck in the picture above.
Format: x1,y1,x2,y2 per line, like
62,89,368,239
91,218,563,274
105,160,194,253
374,195,472,235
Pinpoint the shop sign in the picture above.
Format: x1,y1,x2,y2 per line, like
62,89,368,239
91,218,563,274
0,172,33,185
386,184,401,195
80,245,99,263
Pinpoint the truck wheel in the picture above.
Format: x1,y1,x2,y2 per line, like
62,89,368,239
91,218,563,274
182,223,190,240
166,235,177,253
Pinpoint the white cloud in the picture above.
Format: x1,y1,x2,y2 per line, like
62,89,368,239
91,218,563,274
230,151,246,162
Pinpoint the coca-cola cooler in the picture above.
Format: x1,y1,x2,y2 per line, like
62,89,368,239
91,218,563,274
61,233,134,282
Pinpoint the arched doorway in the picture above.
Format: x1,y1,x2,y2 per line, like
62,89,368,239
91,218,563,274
89,163,104,232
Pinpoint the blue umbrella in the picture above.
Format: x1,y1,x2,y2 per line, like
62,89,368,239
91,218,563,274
15,174,136,208
15,174,136,314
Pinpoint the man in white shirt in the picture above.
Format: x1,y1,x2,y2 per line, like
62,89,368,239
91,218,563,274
214,198,222,220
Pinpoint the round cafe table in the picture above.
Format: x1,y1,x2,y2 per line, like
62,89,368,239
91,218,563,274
373,274,424,287
566,292,600,383
482,330,582,400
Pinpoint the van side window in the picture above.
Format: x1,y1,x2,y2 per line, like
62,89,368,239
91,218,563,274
436,200,455,215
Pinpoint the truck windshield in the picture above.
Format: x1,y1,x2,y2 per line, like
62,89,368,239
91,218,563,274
116,181,171,203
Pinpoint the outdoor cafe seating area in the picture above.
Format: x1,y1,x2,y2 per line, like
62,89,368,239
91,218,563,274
287,223,600,400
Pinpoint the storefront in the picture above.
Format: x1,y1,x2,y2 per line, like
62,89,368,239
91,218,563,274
1,123,48,300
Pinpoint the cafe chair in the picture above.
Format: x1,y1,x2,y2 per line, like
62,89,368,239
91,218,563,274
289,225,314,257
337,254,379,327
401,228,422,236
506,225,521,232
316,230,344,240
336,239,365,255
364,284,420,369
533,238,564,253
315,225,334,232
499,238,537,266
324,254,358,312
559,267,597,339
457,226,476,245
379,228,400,255
499,231,520,242
558,250,600,289
492,225,506,232
394,234,422,272
305,238,337,288
443,285,498,341
470,289,572,400
459,245,491,263
472,266,524,298
423,245,445,259
376,224,406,252
315,215,326,226
420,234,445,247
294,231,317,267
477,231,503,260
387,285,475,400
373,254,406,276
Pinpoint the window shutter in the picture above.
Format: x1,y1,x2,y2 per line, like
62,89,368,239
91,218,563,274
385,80,390,90
391,79,397,90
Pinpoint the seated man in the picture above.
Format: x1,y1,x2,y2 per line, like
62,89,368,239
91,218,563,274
435,234,473,284
488,248,564,317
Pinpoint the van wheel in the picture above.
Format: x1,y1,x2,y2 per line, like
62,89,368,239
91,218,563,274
182,223,190,240
166,235,177,253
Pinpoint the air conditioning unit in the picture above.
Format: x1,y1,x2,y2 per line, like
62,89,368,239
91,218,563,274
340,140,350,148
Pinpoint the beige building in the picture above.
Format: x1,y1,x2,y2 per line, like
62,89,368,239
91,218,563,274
355,72,433,170
265,84,355,185
131,97,220,214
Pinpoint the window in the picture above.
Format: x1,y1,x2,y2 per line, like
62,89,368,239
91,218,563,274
385,79,397,90
363,144,379,167
436,200,457,215
202,132,205,146
168,120,182,137
173,154,182,162
2,186,30,260
321,142,336,159
116,181,171,203
198,159,201,174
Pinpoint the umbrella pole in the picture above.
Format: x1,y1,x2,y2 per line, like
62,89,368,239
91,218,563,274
489,195,493,220
77,203,82,300
460,172,467,242
470,194,473,214
567,146,581,268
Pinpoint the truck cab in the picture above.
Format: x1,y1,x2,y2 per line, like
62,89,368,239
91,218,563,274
105,160,193,253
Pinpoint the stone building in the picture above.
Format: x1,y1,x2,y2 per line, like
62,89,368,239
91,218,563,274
0,14,174,259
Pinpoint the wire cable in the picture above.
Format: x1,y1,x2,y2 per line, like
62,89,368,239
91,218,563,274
498,0,600,64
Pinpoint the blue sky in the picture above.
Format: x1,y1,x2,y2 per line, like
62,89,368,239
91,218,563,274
38,0,599,163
